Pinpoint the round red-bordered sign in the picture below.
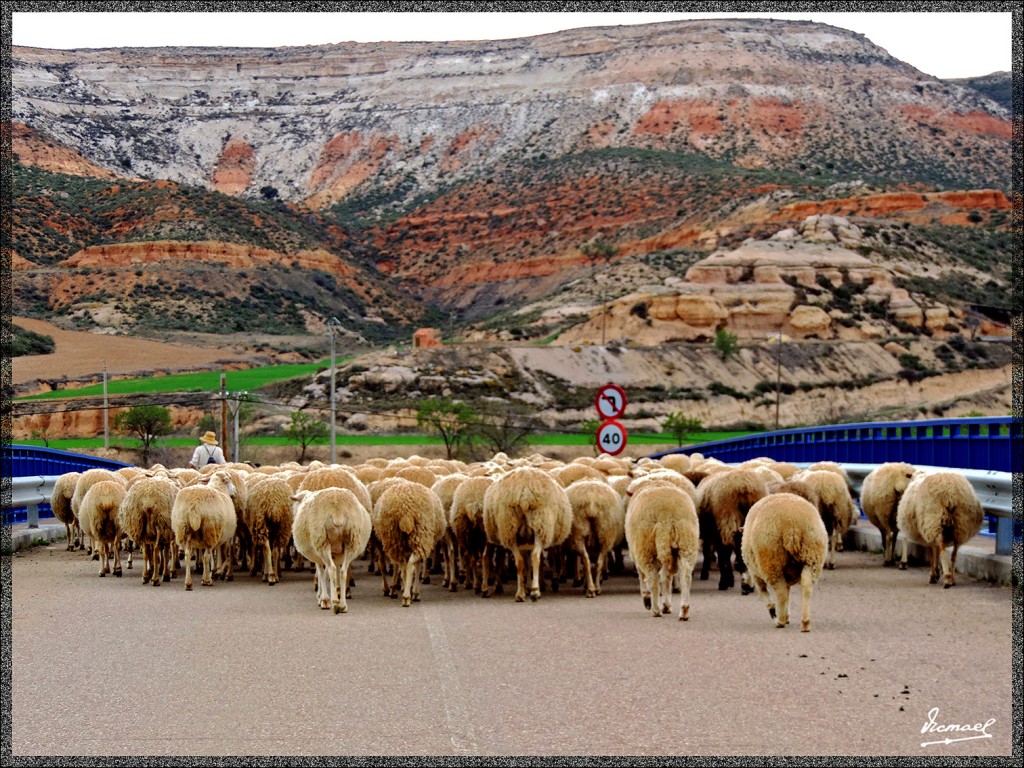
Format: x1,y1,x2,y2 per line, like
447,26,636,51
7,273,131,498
596,419,628,456
594,383,627,420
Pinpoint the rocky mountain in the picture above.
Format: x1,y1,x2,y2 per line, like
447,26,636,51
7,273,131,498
947,71,1012,112
9,19,1013,352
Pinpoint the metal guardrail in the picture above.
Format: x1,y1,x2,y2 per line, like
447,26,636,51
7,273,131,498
7,476,59,528
651,417,1018,474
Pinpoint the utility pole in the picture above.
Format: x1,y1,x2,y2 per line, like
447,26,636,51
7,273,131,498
232,393,240,463
328,317,341,464
102,361,109,450
220,373,228,460
774,333,783,431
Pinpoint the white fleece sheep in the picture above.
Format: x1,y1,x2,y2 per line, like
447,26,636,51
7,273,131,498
860,462,917,567
624,484,700,620
374,479,447,606
291,487,372,613
170,471,237,590
896,471,984,587
741,492,828,632
482,467,572,602
696,468,769,591
431,473,467,592
117,475,178,586
244,475,295,585
50,471,81,551
71,468,127,558
449,476,496,594
791,469,858,570
564,479,625,597
78,479,129,577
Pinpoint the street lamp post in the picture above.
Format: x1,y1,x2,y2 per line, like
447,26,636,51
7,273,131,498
328,317,341,464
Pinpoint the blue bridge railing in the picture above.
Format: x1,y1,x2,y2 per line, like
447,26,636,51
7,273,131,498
650,417,1019,474
4,445,131,525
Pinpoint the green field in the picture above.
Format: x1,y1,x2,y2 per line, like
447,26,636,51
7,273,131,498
17,357,351,401
17,431,750,452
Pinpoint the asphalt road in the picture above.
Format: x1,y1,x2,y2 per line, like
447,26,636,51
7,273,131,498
9,542,1016,757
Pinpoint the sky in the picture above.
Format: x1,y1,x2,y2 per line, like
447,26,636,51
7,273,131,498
11,10,1013,80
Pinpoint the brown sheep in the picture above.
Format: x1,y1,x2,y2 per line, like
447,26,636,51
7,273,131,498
374,479,447,607
696,468,769,591
792,469,858,570
564,480,625,597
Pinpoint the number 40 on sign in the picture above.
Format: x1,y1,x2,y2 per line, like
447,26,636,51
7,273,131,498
596,419,628,456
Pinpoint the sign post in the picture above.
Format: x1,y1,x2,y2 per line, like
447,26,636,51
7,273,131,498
595,383,628,456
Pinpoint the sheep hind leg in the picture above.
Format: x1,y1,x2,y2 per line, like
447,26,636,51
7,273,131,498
112,533,123,577
578,543,597,598
678,562,694,621
402,554,420,607
638,568,651,610
323,548,342,614
141,542,153,584
659,568,673,615
799,568,815,632
512,547,527,602
928,546,940,584
649,566,662,617
338,555,353,613
264,540,277,585
184,544,194,591
480,543,492,598
772,580,790,628
595,552,607,596
898,536,909,570
529,538,543,602
202,549,215,587
941,544,956,588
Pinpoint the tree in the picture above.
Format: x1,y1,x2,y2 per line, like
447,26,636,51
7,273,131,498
417,397,476,459
259,185,279,201
284,411,328,463
714,328,739,360
471,406,538,458
114,405,172,466
662,411,703,447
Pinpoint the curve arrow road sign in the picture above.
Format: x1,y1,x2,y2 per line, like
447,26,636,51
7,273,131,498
595,383,627,420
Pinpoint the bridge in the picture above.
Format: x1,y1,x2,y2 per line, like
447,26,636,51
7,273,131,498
4,417,1017,756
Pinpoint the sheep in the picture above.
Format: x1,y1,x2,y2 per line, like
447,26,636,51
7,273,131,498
117,476,178,586
626,470,698,507
741,492,828,631
624,484,700,619
170,471,237,590
71,469,127,558
563,480,625,597
896,471,984,587
431,473,468,591
449,476,496,594
482,467,572,602
658,454,691,475
244,475,295,585
50,471,81,551
291,488,372,613
696,468,769,591
860,462,918,567
395,465,438,488
553,464,605,488
373,479,447,607
791,469,858,570
78,479,129,577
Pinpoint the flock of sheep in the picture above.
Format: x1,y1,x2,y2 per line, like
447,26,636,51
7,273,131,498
48,450,985,631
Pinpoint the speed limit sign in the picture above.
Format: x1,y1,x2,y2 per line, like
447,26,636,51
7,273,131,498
595,383,627,420
596,419,628,456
